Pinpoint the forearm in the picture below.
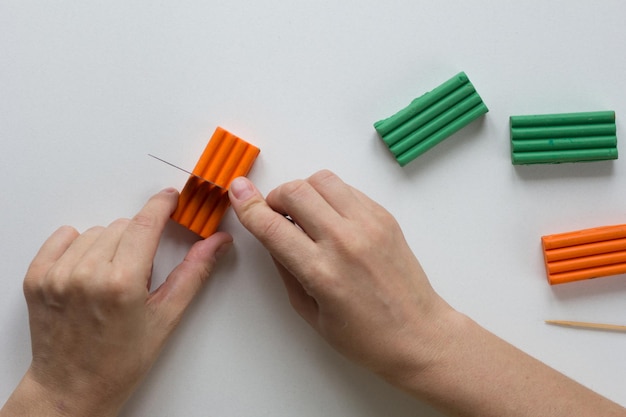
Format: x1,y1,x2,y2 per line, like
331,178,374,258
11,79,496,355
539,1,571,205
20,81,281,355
227,172,626,417
394,310,626,417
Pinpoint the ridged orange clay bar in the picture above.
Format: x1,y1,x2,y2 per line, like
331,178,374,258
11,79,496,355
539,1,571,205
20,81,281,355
541,224,626,285
542,224,626,249
544,238,626,262
547,251,626,274
547,264,626,285
171,127,260,238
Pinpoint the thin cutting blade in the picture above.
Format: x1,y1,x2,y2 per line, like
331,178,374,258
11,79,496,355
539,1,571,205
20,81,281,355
148,154,226,190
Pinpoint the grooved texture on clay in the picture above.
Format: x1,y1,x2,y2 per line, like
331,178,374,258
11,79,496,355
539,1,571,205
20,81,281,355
542,224,626,285
374,72,488,166
171,127,260,238
510,111,617,164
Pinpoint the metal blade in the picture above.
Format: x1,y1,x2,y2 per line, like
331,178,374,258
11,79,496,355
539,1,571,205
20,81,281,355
148,154,226,190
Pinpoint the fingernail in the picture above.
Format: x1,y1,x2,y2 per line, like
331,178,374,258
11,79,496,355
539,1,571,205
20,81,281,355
229,177,255,201
161,187,178,194
215,241,233,259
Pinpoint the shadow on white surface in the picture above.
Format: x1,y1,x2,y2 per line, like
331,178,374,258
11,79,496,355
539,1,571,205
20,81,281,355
550,274,626,302
514,161,615,181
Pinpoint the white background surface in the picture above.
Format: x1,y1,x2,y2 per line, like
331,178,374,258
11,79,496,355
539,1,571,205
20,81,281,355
2,1,626,415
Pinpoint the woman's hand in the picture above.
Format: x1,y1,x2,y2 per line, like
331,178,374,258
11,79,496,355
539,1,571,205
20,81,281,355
1,188,232,417
229,170,626,417
228,170,453,382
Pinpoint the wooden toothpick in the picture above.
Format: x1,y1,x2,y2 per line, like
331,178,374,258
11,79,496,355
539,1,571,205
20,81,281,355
545,320,626,333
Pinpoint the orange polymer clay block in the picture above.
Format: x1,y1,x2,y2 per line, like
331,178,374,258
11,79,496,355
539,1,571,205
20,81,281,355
171,127,260,238
541,224,626,285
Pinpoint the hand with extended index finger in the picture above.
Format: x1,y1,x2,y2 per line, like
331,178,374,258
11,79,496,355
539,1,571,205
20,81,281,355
228,170,454,384
229,171,626,417
1,188,232,417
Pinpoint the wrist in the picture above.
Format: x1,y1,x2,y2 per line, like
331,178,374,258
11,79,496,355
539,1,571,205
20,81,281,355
374,298,465,393
1,368,122,417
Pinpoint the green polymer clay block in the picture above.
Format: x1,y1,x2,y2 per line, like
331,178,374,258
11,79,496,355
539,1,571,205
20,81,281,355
374,72,489,166
510,111,617,164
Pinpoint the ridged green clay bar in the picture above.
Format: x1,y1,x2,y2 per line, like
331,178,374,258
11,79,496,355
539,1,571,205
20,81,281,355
510,111,615,127
511,123,615,140
510,111,617,165
395,103,488,166
374,72,488,166
511,136,617,153
512,148,618,165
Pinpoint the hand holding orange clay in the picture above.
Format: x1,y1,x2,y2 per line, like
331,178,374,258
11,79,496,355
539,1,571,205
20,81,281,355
229,170,626,417
170,127,260,238
0,189,232,417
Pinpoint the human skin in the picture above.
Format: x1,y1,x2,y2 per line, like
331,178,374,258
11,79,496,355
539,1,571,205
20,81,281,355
1,172,625,416
228,170,626,417
0,188,232,417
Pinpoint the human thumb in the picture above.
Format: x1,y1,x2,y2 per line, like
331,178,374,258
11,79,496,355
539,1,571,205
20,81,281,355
228,177,276,240
152,231,233,321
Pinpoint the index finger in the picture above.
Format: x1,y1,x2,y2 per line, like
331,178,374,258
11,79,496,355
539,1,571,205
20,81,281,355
25,225,80,282
265,178,344,241
228,177,319,279
300,170,367,219
114,188,179,272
